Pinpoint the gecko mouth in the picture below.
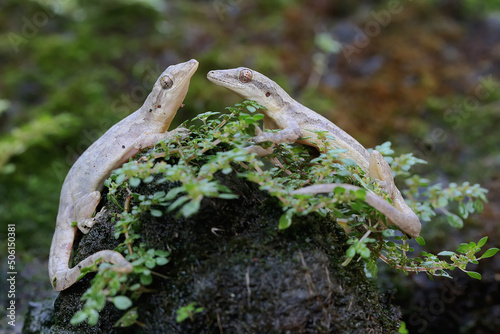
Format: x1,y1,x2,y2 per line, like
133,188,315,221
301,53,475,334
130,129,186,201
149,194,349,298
176,59,199,87
207,71,234,88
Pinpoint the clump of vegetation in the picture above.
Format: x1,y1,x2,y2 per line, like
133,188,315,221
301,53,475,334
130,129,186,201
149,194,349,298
69,100,497,327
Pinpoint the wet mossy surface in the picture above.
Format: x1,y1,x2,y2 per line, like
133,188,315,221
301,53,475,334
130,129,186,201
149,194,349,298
24,170,401,333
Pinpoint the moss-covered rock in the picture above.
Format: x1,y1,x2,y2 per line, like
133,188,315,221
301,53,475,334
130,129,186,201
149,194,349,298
24,170,401,333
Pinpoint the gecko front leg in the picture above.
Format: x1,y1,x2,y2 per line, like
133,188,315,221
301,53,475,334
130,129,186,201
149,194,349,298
133,127,190,151
246,116,303,156
252,116,303,145
245,125,276,156
75,191,104,234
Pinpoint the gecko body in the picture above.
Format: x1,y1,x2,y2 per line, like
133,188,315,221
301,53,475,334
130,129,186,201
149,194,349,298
49,59,198,291
207,67,420,238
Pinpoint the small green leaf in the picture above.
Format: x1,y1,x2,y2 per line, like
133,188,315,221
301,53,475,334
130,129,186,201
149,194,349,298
437,251,455,256
155,250,170,256
165,187,185,200
341,158,357,166
168,195,189,212
415,236,426,246
145,176,155,184
346,245,355,258
366,260,378,278
333,186,346,195
113,296,133,310
480,248,499,259
114,308,138,327
399,321,409,334
477,236,488,248
473,199,484,213
131,258,145,266
350,202,365,211
129,177,141,187
456,243,470,254
153,191,166,199
218,193,238,199
150,209,163,217
70,311,88,325
437,196,448,207
337,169,352,177
115,173,126,185
466,271,482,280
88,309,99,326
458,202,468,218
145,258,156,269
156,257,169,266
176,310,190,323
279,210,293,229
181,200,201,217
246,105,256,112
446,213,463,228
355,189,366,200
140,273,153,285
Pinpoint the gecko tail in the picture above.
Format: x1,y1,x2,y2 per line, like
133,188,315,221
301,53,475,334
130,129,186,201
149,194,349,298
51,250,133,291
291,183,421,238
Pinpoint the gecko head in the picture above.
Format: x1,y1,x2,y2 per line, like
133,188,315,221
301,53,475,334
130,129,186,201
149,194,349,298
207,67,290,112
145,59,199,123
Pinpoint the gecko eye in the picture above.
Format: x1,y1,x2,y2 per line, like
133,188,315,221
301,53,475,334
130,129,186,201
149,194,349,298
160,75,173,89
238,69,253,83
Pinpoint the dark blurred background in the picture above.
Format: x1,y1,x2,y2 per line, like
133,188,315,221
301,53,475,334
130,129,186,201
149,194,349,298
1,0,499,332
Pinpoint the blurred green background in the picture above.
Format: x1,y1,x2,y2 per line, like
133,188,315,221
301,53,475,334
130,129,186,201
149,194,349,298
1,0,500,332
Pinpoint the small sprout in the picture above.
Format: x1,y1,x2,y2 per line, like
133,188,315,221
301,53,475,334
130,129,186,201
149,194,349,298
176,303,204,322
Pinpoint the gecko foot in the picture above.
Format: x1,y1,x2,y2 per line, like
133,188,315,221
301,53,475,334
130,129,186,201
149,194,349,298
77,207,107,234
246,144,275,157
168,127,191,140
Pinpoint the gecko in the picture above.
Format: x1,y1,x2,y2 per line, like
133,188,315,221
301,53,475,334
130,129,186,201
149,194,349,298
207,67,421,238
49,59,199,291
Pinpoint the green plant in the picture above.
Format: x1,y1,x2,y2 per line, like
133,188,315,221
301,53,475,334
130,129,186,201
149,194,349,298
176,303,204,323
399,321,409,334
70,100,498,326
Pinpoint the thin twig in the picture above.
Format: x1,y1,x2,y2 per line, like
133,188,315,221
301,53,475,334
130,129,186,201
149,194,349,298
123,191,133,256
378,253,445,273
151,270,169,280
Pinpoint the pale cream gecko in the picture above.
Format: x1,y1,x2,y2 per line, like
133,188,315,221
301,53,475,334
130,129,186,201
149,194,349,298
207,67,421,238
49,59,199,291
